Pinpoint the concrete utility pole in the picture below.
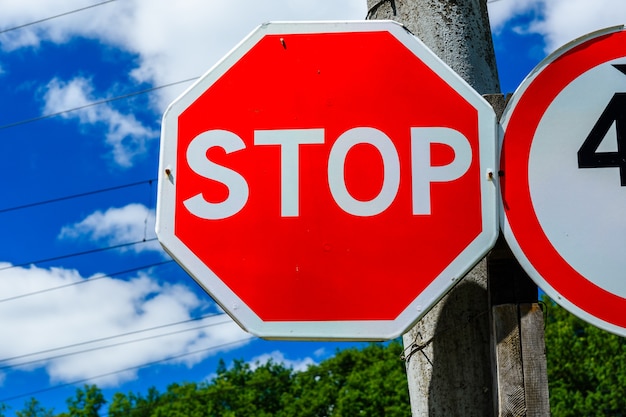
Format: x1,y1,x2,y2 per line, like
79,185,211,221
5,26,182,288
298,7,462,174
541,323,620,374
366,1,550,416
368,0,499,94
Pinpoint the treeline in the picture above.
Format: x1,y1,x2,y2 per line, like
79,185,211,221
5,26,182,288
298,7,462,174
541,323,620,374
2,342,410,417
3,301,626,416
544,299,626,416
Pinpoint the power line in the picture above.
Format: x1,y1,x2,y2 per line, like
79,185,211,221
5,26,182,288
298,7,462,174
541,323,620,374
0,0,291,409
0,259,174,303
0,237,160,272
0,313,224,366
0,2,199,132
0,315,233,371
0,336,255,404
0,77,198,131
0,178,156,214
0,0,120,35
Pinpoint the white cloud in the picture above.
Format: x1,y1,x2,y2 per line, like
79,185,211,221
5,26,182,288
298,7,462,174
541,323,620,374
0,1,70,49
528,0,626,52
0,263,252,386
249,350,315,373
0,0,367,111
59,203,162,254
488,0,626,52
488,0,542,32
313,347,327,358
43,77,156,168
3,0,624,99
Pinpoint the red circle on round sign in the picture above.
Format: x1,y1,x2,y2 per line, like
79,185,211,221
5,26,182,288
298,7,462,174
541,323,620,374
501,27,626,331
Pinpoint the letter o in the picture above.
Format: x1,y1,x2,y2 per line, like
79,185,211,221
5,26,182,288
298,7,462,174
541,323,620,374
328,127,400,216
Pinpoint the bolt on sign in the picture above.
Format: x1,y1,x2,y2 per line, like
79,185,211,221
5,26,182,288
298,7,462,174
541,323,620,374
156,21,498,340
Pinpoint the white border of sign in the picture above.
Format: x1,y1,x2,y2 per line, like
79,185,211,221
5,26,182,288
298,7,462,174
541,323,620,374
500,25,626,336
157,20,498,340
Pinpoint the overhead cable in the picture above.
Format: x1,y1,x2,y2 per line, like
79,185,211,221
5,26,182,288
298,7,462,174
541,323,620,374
0,77,199,131
0,315,234,371
0,0,120,35
0,336,255,404
0,238,160,272
0,313,226,366
0,260,174,303
0,178,156,214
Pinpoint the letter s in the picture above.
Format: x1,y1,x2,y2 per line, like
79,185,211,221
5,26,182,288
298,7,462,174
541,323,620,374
183,130,249,219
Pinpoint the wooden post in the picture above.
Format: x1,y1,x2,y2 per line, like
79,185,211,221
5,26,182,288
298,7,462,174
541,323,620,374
367,1,550,415
488,232,550,416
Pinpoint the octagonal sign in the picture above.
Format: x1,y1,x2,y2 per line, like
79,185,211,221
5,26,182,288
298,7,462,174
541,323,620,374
156,21,497,340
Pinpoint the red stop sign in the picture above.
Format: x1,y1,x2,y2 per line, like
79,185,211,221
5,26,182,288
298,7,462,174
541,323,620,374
157,21,497,340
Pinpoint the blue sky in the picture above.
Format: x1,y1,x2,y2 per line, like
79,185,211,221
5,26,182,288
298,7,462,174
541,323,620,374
0,0,624,415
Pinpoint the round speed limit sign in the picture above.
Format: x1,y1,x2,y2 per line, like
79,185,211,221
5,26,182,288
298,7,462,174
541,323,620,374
500,26,626,336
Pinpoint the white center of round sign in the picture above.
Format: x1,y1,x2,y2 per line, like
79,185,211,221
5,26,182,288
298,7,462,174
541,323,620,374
529,57,626,298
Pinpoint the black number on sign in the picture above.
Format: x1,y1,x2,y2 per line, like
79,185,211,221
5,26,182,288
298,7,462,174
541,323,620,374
577,91,626,186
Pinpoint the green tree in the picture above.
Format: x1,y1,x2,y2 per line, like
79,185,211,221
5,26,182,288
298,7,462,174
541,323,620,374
15,398,53,417
280,341,410,417
151,382,207,417
14,311,626,417
57,385,105,417
204,358,293,417
334,342,410,416
146,342,409,417
107,392,133,417
545,299,626,416
108,388,160,417
7,342,410,416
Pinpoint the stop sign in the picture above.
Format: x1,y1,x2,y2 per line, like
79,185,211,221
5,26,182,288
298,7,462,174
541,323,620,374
156,21,497,340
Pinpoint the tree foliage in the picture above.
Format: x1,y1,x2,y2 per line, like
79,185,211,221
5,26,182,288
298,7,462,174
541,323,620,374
282,342,409,417
57,385,105,417
545,300,626,416
14,398,53,417
108,387,160,417
5,311,626,417
1,342,409,417
139,342,410,417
